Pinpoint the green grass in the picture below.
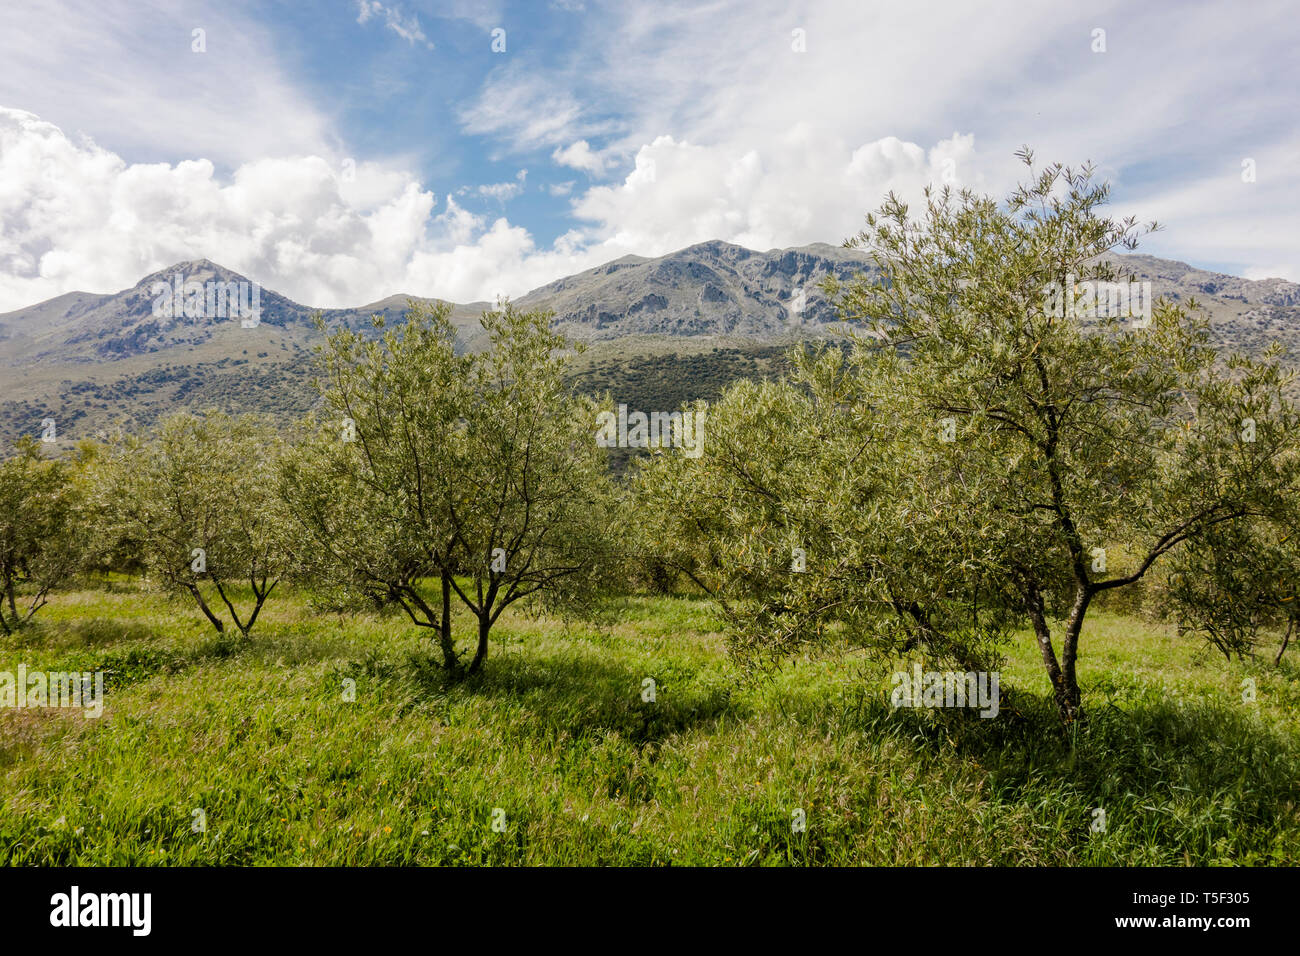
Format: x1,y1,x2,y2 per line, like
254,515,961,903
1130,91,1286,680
2,583,1298,865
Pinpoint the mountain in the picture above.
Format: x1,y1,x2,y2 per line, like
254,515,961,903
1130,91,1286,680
0,241,862,369
1,242,1297,445
519,240,868,338
0,258,491,367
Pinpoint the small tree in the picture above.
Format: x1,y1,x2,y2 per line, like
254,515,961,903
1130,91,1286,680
97,412,290,637
641,155,1300,725
445,304,621,672
283,302,472,668
288,300,619,678
632,344,1012,675
824,151,1300,723
0,437,86,633
1163,516,1300,665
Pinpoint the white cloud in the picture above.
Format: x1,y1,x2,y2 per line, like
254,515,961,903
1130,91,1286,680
0,107,439,310
475,169,528,202
0,107,987,313
568,132,980,256
511,0,1298,282
1121,136,1300,279
459,63,616,154
552,140,612,175
0,111,616,311
0,0,331,169
4,0,1299,317
355,1,435,50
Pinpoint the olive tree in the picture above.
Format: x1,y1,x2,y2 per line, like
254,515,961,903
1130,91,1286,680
0,437,87,633
1163,515,1300,665
444,304,621,672
286,300,620,679
639,154,1299,726
96,412,291,637
632,343,1014,676
282,303,470,667
823,151,1300,723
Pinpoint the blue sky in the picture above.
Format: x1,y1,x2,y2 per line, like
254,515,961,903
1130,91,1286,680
0,0,1297,311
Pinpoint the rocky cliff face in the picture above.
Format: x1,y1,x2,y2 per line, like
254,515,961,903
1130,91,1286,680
518,240,876,340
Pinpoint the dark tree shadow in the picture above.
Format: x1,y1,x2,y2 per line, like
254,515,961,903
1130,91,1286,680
841,685,1300,847
403,646,742,746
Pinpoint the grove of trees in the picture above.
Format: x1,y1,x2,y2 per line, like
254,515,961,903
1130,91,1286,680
637,154,1299,724
2,155,1296,726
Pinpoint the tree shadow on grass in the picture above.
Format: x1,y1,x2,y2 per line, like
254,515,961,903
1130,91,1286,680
848,686,1300,857
404,646,742,746
2,618,361,698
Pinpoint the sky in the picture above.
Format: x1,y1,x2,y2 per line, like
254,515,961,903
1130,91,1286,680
0,0,1297,312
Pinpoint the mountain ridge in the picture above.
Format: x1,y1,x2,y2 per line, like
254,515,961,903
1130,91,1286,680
1,241,1297,444
6,241,1299,357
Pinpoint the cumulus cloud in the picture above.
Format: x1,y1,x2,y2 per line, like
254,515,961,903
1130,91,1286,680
0,110,611,310
552,140,612,175
569,131,979,255
0,107,435,309
0,108,980,313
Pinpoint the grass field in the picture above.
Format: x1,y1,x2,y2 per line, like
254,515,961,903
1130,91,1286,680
2,582,1298,866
